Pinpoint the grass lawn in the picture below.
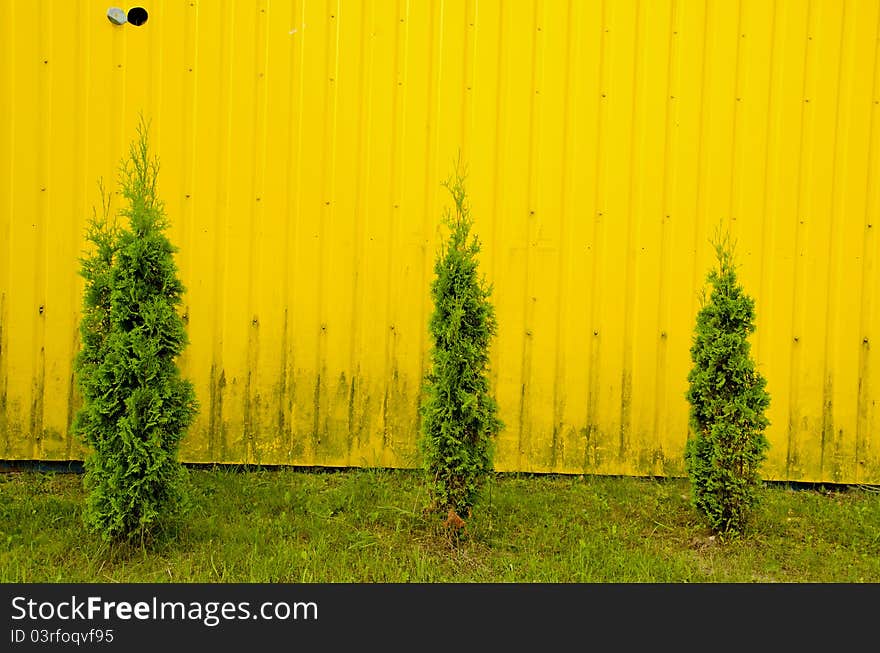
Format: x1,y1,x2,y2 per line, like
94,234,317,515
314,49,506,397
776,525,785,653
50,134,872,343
1,467,878,583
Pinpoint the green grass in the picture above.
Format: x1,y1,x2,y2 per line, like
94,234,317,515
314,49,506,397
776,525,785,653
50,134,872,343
1,468,878,582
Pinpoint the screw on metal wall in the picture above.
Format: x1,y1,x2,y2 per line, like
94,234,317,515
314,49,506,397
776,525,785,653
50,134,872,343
107,7,127,25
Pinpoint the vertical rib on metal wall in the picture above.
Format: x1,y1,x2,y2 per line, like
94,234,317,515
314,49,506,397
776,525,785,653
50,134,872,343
2,0,879,483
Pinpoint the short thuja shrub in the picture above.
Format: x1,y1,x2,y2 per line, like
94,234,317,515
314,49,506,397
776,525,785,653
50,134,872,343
685,233,770,536
73,117,197,542
419,160,503,525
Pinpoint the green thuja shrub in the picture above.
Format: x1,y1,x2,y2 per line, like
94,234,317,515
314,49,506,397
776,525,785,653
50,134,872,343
73,117,197,543
419,160,503,524
685,232,770,536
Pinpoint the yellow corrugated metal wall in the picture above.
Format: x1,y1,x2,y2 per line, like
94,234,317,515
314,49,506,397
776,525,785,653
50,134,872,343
2,0,879,483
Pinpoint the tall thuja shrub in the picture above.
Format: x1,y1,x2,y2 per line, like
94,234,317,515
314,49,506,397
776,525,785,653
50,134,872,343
685,233,770,535
74,118,197,542
419,161,503,523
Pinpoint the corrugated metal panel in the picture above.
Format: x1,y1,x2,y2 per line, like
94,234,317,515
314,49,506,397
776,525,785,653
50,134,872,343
1,0,879,483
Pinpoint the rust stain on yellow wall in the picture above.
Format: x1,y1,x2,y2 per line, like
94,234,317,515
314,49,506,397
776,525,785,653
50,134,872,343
2,0,880,483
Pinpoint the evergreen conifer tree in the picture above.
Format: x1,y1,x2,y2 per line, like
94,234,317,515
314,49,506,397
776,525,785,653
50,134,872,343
685,233,770,535
419,160,503,524
74,118,197,542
